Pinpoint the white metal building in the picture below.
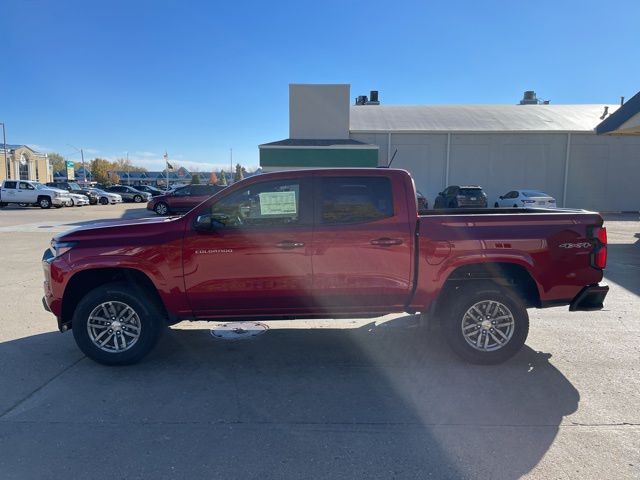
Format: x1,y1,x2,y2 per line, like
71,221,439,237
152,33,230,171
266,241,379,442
261,85,640,211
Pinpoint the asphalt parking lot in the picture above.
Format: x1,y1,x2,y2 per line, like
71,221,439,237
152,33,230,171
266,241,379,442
0,204,638,479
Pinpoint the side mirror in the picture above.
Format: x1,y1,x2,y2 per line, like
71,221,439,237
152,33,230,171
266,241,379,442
499,196,504,200
194,214,225,232
194,214,213,232
438,192,443,196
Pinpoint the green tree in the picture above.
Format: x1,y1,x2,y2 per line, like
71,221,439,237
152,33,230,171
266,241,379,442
218,169,227,186
91,158,111,184
233,163,244,182
191,172,201,184
110,172,121,185
47,152,66,173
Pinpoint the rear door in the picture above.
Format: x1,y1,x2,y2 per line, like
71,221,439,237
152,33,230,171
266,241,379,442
169,186,196,212
311,174,413,312
1,181,18,202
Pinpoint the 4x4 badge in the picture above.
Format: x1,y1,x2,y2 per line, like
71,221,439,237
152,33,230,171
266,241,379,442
559,242,592,249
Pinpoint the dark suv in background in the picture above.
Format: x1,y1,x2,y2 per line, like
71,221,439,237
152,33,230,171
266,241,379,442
106,185,152,203
434,185,487,208
46,181,98,204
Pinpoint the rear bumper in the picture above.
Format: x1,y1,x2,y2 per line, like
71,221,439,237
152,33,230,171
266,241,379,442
569,283,609,311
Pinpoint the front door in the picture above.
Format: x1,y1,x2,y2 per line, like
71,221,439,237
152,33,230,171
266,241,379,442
311,175,413,312
183,176,314,317
16,181,36,203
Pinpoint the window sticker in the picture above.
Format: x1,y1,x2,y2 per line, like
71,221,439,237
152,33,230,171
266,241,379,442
259,191,297,215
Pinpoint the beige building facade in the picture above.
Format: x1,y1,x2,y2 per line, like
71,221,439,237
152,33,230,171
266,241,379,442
0,145,51,183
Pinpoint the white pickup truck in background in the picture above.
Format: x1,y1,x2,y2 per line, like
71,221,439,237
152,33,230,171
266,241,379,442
0,180,72,209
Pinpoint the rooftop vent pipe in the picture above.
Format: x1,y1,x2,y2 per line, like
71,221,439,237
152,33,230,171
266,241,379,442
355,90,381,105
519,90,539,105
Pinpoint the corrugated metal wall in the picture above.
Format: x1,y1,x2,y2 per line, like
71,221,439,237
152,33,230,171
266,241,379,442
351,132,640,211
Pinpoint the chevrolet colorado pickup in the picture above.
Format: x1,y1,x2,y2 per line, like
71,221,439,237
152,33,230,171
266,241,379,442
42,168,608,365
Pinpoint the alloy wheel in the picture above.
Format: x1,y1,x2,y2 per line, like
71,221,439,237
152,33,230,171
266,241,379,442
87,301,142,353
461,300,515,352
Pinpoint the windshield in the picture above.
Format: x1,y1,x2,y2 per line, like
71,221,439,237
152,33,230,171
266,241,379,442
68,182,81,190
33,183,47,190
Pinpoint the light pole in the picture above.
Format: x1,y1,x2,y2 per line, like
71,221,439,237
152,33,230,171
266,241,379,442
1,123,7,180
67,144,86,184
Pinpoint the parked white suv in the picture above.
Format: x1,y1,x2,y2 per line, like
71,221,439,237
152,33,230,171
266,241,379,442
0,180,72,209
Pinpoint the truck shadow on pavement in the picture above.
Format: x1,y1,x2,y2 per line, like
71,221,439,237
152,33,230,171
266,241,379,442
0,316,579,479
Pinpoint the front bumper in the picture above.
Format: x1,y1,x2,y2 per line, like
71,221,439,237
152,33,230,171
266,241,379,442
569,283,609,311
52,197,70,206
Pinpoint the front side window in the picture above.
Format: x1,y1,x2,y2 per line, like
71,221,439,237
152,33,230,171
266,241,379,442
19,182,34,190
210,180,300,228
320,176,393,225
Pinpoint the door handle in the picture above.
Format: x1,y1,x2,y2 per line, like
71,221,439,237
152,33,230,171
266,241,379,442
275,240,305,249
370,237,403,246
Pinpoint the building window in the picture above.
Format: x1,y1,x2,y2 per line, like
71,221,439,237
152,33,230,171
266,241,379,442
35,160,39,180
19,159,29,180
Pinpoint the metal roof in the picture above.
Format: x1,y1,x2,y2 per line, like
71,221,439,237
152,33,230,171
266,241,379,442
596,91,640,135
260,138,372,147
350,104,619,133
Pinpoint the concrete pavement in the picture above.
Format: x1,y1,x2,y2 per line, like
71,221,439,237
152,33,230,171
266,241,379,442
0,204,638,479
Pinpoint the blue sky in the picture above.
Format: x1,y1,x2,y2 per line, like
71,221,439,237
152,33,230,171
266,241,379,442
1,0,638,171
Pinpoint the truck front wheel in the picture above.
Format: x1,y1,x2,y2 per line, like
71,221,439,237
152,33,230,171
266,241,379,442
442,285,529,364
72,282,165,365
38,196,52,209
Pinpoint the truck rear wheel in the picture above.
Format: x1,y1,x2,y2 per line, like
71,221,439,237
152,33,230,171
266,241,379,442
442,284,529,364
72,282,165,365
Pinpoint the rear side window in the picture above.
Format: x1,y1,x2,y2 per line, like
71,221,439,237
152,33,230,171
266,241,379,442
321,176,393,224
3,181,17,189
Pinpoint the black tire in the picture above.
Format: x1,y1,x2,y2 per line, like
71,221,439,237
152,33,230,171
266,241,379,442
154,202,169,216
38,196,52,209
72,282,165,365
133,195,142,203
442,284,529,364
494,202,499,208
513,204,517,208
0,202,6,208
448,200,457,209
99,197,109,205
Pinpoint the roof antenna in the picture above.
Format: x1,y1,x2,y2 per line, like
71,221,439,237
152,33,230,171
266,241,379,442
387,148,398,168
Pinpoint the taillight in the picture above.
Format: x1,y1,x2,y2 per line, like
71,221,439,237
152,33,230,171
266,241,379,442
590,226,607,269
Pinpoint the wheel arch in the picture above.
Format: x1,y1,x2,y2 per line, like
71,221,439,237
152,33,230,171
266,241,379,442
62,267,171,329
433,261,542,318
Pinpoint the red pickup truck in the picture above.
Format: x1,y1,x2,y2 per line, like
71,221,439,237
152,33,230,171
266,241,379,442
42,168,608,365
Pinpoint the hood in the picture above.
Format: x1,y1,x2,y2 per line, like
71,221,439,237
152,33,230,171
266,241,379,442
55,215,184,242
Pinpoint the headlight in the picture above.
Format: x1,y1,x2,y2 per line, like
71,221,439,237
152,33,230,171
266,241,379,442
53,192,61,197
50,240,77,258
